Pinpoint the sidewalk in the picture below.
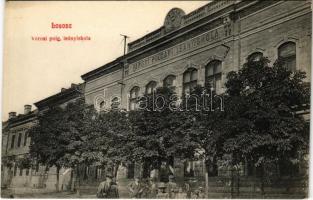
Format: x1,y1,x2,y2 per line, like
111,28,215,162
1,178,132,198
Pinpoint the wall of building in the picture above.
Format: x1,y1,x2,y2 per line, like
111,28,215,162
1,87,84,191
3,0,310,192
1,118,72,191
82,0,311,181
84,1,311,111
238,1,311,78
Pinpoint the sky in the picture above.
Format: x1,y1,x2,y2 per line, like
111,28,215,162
2,1,208,121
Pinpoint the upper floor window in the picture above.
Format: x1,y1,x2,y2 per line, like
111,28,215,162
111,97,120,110
11,135,15,149
278,42,296,72
94,95,106,112
17,133,22,148
129,86,140,111
248,52,263,62
163,75,176,89
145,81,157,95
183,68,198,94
23,132,28,146
205,60,222,93
99,101,105,110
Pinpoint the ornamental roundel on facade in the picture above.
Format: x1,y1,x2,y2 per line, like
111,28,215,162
164,8,185,33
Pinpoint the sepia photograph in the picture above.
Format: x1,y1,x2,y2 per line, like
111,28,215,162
1,0,311,198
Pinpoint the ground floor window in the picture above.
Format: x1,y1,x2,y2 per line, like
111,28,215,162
26,168,30,176
13,165,17,176
127,163,135,179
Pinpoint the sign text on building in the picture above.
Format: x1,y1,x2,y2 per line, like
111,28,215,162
128,26,225,75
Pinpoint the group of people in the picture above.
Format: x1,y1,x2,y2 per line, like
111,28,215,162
97,174,205,199
96,175,119,198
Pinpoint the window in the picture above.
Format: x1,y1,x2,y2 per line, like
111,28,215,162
26,168,30,176
183,68,198,94
205,60,222,93
13,165,17,176
278,42,296,72
145,81,157,94
17,133,22,148
129,86,140,111
11,135,15,149
111,97,120,110
24,133,28,146
36,163,39,172
99,101,105,110
248,52,263,62
95,96,106,111
163,75,176,89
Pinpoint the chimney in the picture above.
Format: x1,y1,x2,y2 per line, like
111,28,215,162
61,88,66,92
9,112,16,119
24,105,32,114
71,83,77,88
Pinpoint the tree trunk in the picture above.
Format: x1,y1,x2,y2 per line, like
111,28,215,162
154,168,159,182
69,169,74,191
230,167,234,198
56,166,60,192
236,168,240,197
113,163,120,179
204,163,209,198
76,165,81,197
260,164,265,197
29,167,33,187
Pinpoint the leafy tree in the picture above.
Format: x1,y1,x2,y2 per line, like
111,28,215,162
91,109,133,178
128,87,197,179
58,98,98,196
222,57,309,193
29,98,98,194
2,155,16,169
180,85,226,197
15,154,32,170
28,106,69,192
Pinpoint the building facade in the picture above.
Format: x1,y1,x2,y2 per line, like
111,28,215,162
1,0,311,197
81,0,311,180
1,84,84,193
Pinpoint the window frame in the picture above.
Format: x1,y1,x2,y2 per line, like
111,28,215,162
247,52,264,62
145,81,157,95
17,133,22,148
23,132,28,146
129,86,140,110
163,75,176,89
13,165,17,176
183,68,198,94
11,135,16,149
111,97,120,110
278,41,296,72
205,60,222,92
19,167,23,176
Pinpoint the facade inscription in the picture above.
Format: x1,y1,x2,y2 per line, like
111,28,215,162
128,26,227,75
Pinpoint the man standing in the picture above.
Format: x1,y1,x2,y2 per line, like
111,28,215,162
97,174,119,198
167,175,178,199
159,162,174,183
127,176,143,198
148,177,158,198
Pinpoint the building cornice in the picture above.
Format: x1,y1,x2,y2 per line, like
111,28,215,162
81,1,252,82
34,83,84,110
